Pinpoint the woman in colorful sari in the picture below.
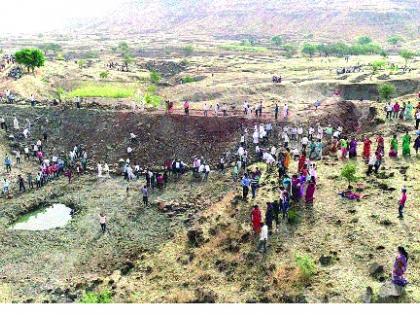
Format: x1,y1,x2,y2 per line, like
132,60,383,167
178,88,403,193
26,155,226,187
392,246,409,287
402,132,411,157
340,137,348,160
305,176,316,204
251,205,262,234
297,153,306,173
375,134,384,156
349,138,357,159
291,175,302,202
314,140,323,160
389,134,398,158
362,137,372,161
404,101,414,121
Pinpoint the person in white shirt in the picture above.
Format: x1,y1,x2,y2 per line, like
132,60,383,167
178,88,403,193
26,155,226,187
203,103,209,117
237,146,245,159
297,126,303,140
23,128,29,138
13,116,19,130
308,126,315,140
127,147,133,155
257,223,268,253
270,146,276,156
97,163,103,177
104,163,110,177
301,136,309,149
203,163,210,181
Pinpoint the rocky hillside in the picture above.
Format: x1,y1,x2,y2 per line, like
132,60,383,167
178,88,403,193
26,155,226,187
75,0,420,40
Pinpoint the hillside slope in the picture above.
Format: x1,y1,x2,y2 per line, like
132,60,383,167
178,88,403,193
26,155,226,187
75,0,420,40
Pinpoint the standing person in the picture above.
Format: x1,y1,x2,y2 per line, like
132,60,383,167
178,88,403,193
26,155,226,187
398,188,407,219
402,131,411,157
271,200,280,232
392,247,409,287
349,138,357,159
366,153,377,176
18,175,26,192
30,94,36,107
274,103,279,120
183,100,190,116
250,173,259,199
415,109,420,129
385,102,393,120
13,116,19,130
141,185,149,207
251,205,262,235
392,101,400,119
203,103,209,117
27,173,34,190
283,103,289,120
363,137,372,161
265,202,274,233
389,134,399,158
99,213,107,233
257,222,268,254
305,177,316,204
241,173,251,200
414,134,420,155
4,155,12,173
375,134,385,156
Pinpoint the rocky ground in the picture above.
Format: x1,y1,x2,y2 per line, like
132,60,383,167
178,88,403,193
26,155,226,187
0,99,419,303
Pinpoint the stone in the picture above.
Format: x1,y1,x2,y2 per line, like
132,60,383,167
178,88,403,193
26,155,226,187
368,263,384,278
378,282,405,302
319,255,333,266
187,228,205,247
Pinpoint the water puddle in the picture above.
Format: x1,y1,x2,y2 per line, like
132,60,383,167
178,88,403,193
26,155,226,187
10,204,73,231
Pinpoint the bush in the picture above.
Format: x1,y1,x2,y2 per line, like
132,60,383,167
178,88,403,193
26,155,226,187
302,43,316,58
378,83,396,101
295,254,317,279
283,44,297,58
357,36,372,45
181,76,196,84
14,48,45,72
287,209,299,225
271,35,283,47
99,71,109,80
80,290,112,304
399,49,415,65
182,45,194,56
150,71,161,84
371,60,386,72
387,35,404,45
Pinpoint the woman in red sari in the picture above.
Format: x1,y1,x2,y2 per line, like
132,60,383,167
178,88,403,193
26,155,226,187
297,152,306,173
363,137,372,161
251,205,262,234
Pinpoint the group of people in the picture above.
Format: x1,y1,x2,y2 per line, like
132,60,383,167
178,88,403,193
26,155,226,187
384,100,420,128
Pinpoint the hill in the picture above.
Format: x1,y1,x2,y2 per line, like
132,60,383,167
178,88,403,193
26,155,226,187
74,0,420,41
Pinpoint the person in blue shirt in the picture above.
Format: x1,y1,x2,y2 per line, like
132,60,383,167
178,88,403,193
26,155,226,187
241,173,250,200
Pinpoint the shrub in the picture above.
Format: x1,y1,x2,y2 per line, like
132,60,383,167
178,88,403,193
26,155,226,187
378,83,396,101
287,209,299,225
271,35,283,47
181,76,196,84
371,60,386,72
340,162,358,186
302,43,316,58
99,71,110,80
357,36,372,45
399,49,415,65
283,44,297,58
150,71,161,84
80,290,112,304
182,45,194,56
295,254,317,279
387,35,404,45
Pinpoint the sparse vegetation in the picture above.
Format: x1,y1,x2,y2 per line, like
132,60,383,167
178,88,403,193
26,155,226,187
302,43,316,58
150,71,161,84
219,43,267,52
80,290,112,304
271,35,283,47
356,36,372,45
182,45,194,56
67,84,136,99
399,49,415,65
387,35,404,45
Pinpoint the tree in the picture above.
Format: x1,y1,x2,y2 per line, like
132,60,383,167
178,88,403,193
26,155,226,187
387,35,404,46
271,35,283,47
99,71,109,80
357,36,372,45
302,43,316,58
150,70,161,84
378,83,396,101
182,45,194,56
340,162,358,187
14,48,45,73
39,43,62,55
283,44,297,58
399,49,415,65
77,59,86,69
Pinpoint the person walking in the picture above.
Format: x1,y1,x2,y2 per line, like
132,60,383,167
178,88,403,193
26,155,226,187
141,185,149,207
99,213,107,233
241,173,250,200
398,188,407,219
257,222,268,254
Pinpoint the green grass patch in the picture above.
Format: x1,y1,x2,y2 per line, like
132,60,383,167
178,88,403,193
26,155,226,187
295,254,317,280
80,290,112,304
67,83,135,99
219,44,268,52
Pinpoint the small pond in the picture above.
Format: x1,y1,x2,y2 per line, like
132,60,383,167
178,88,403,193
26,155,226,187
10,204,73,231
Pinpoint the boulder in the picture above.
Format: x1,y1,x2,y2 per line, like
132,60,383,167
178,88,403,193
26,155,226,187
378,282,405,302
369,263,384,278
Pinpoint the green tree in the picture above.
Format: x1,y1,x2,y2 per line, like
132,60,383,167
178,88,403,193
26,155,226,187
14,48,45,73
387,35,404,45
378,83,396,101
182,45,194,56
39,43,62,55
271,35,283,47
77,59,86,69
283,44,297,58
150,70,161,84
357,36,372,45
399,49,415,65
340,162,358,187
302,43,316,58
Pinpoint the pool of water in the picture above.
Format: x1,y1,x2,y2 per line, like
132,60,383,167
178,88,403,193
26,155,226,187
10,204,73,231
